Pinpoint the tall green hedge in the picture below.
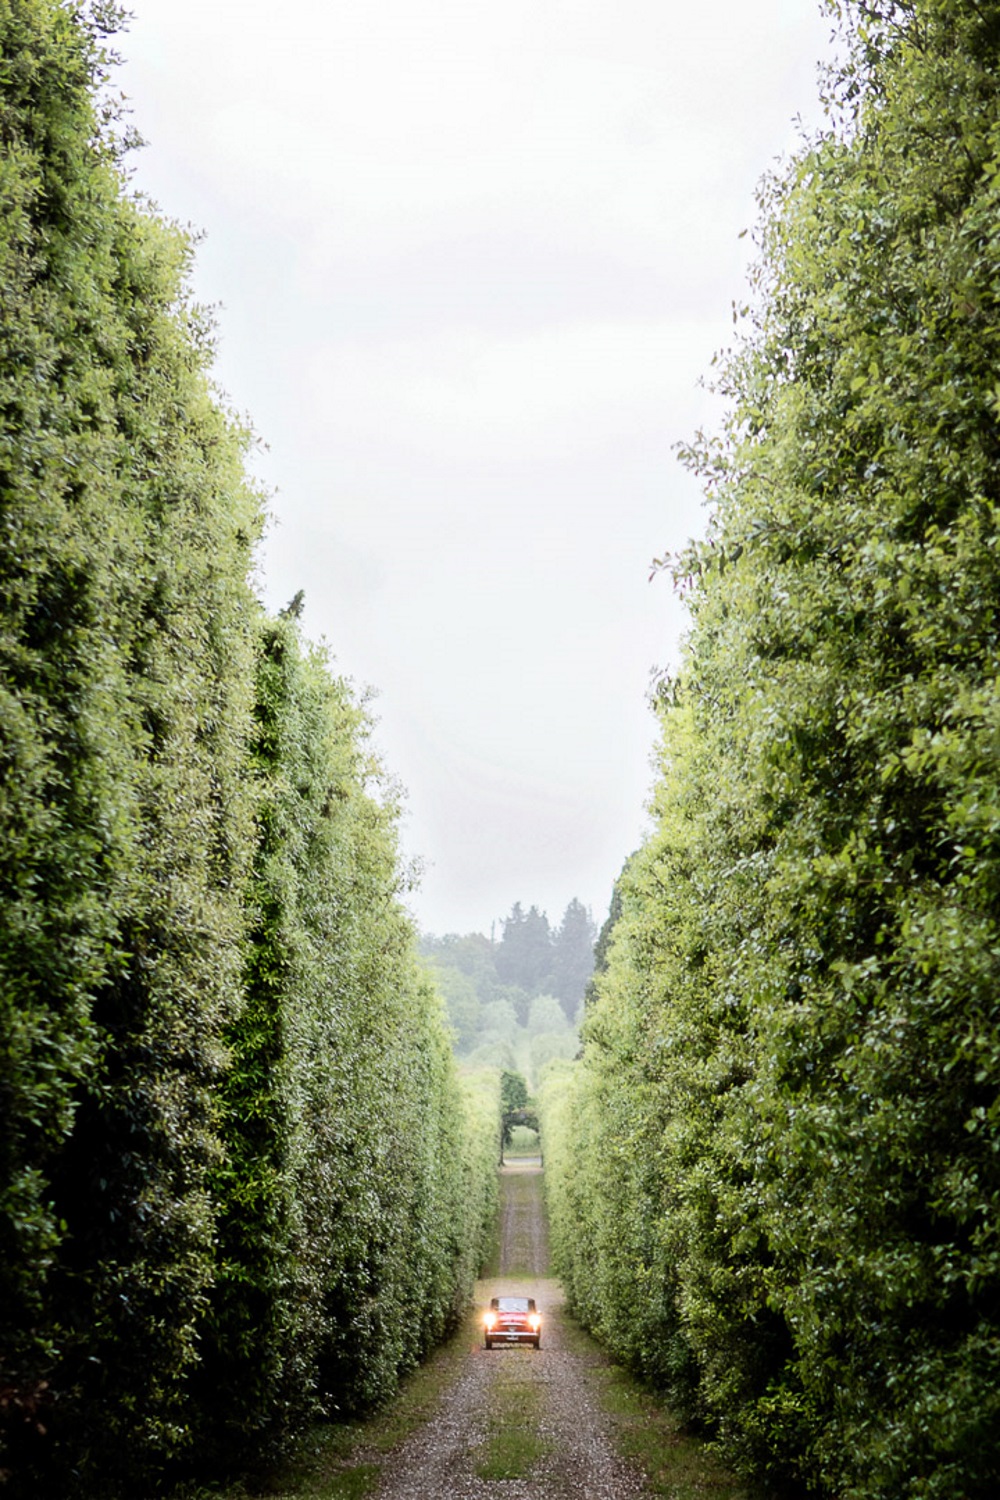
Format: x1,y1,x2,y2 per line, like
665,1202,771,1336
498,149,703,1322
198,618,500,1458
0,1,262,1486
0,5,499,1494
545,2,1000,1496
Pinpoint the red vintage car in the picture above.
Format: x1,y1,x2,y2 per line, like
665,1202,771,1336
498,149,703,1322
483,1295,542,1349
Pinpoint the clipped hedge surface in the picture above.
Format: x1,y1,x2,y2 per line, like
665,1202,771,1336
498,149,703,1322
545,3,1000,1497
198,620,501,1460
0,1,262,1484
0,5,500,1494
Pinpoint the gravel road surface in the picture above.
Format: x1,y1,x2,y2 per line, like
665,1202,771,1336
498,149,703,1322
374,1162,649,1500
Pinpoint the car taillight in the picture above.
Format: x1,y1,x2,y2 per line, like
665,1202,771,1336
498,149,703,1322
529,1315,541,1330
484,1313,497,1329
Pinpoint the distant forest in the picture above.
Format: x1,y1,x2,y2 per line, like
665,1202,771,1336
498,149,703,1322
420,898,595,1083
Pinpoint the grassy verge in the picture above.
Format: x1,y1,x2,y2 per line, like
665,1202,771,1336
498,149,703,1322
169,1309,480,1500
553,1305,769,1500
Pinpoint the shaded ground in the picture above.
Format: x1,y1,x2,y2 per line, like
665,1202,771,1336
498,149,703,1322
373,1163,648,1499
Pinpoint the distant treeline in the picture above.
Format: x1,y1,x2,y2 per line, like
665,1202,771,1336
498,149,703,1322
544,3,1000,1498
0,5,496,1495
421,899,595,1081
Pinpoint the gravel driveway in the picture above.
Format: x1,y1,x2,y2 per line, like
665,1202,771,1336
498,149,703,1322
374,1163,649,1499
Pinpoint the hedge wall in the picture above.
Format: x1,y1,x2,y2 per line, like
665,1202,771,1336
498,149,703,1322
544,3,1000,1496
0,5,499,1494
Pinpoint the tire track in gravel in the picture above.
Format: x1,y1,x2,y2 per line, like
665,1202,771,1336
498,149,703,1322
374,1162,649,1500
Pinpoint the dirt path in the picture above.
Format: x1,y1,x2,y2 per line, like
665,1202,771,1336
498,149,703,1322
374,1162,648,1499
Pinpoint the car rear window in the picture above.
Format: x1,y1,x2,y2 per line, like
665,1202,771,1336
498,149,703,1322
497,1297,530,1311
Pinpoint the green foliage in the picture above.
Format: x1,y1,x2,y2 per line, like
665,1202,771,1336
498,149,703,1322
420,899,593,1079
551,897,598,1021
582,856,632,1011
545,3,1000,1497
428,963,481,1050
0,6,499,1494
500,1070,538,1149
496,903,554,996
501,1070,529,1116
491,900,596,1020
0,1,261,1486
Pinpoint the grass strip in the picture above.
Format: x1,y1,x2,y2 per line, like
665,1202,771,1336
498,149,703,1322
472,1357,550,1481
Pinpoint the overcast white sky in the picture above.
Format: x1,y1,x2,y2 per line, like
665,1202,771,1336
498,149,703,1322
116,0,836,937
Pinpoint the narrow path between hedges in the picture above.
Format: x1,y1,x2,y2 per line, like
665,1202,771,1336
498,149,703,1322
373,1158,649,1500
